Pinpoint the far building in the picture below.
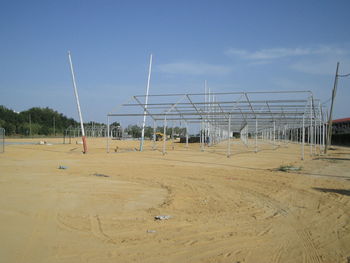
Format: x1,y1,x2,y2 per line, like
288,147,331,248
332,117,350,146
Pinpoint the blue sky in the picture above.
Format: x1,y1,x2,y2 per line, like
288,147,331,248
1,0,350,124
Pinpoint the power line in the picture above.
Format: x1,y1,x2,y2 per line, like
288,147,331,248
338,73,350,77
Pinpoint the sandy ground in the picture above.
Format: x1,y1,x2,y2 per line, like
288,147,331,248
0,137,349,263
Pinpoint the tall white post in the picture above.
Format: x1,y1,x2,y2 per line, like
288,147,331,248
140,54,153,152
107,116,110,153
162,116,167,155
273,121,276,148
185,121,189,149
171,121,175,150
201,121,204,151
208,88,211,146
204,80,207,144
227,114,231,158
322,122,325,154
255,118,258,153
302,115,305,160
310,98,313,155
68,51,87,154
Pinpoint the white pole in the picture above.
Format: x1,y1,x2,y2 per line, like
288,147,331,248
163,116,167,155
140,54,153,151
107,116,110,153
185,121,189,149
68,51,87,154
255,118,258,153
310,98,313,155
302,115,305,160
208,88,211,146
322,122,325,154
227,114,231,158
204,80,208,145
273,121,276,148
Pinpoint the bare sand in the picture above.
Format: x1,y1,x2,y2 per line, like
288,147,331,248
0,138,349,263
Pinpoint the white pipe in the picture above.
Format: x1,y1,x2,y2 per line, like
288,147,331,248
227,114,231,157
140,54,153,151
68,51,87,153
255,118,258,152
107,116,110,153
163,116,167,155
302,115,305,160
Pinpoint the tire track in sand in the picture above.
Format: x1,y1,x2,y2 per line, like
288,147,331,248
228,184,323,263
271,242,286,263
89,214,116,244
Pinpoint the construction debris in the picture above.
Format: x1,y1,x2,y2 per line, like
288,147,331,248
277,165,302,172
154,215,172,220
92,173,109,178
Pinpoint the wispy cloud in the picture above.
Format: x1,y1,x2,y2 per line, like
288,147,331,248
291,58,350,75
156,61,232,75
225,46,348,60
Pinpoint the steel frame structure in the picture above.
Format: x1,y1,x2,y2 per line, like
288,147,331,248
63,125,122,144
107,90,327,159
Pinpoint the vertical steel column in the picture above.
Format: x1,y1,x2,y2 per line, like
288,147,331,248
171,121,174,150
162,116,167,155
185,121,189,149
107,116,110,153
310,98,313,155
227,114,231,158
204,80,207,145
322,122,325,154
255,118,258,153
318,104,322,154
201,121,204,151
302,115,305,160
315,111,318,153
273,121,276,148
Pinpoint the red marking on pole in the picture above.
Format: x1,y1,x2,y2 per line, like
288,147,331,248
82,136,88,154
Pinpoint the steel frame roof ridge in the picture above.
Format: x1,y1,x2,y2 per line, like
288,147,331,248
107,90,325,134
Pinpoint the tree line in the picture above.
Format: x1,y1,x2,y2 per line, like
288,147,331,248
0,105,81,136
0,105,187,138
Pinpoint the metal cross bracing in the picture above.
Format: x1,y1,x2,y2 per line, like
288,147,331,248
63,125,122,144
107,90,328,159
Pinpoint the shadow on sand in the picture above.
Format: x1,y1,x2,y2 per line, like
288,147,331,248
313,187,350,197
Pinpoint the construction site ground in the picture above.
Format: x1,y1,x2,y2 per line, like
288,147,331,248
0,138,349,263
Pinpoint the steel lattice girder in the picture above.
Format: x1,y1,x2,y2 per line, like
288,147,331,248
107,90,325,132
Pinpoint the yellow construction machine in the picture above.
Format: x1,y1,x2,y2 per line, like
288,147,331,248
155,132,164,141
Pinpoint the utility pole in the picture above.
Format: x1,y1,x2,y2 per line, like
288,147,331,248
325,62,339,153
325,62,350,153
